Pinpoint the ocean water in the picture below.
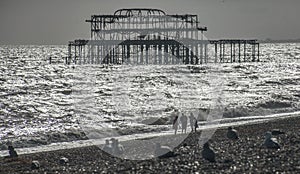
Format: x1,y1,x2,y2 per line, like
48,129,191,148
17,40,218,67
0,43,300,151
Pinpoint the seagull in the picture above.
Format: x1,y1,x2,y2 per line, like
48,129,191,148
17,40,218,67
202,142,216,162
263,131,280,149
155,143,176,158
227,126,239,140
31,160,40,170
59,157,69,165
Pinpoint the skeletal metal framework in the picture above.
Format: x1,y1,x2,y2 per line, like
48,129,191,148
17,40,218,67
67,8,260,65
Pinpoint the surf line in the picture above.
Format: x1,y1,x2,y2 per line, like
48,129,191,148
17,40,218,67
1,111,300,157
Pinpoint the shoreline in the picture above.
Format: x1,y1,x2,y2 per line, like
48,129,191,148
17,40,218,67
1,114,300,173
1,111,300,158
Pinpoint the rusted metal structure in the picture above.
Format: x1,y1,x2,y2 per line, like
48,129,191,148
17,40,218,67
67,8,260,65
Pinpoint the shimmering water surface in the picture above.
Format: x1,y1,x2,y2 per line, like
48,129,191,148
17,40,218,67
0,43,299,149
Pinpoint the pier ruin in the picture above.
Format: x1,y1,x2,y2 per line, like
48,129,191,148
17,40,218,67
67,8,260,65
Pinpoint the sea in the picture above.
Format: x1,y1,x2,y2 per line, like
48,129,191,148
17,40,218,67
0,43,299,156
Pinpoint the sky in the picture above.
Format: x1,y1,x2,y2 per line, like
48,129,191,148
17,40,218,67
0,0,299,45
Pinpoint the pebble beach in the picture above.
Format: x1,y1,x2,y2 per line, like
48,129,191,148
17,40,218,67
1,115,299,173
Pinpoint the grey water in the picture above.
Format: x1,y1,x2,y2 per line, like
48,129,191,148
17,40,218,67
0,43,300,152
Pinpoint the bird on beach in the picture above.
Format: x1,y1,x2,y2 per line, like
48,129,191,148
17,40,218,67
6,141,18,158
31,160,40,170
59,157,69,165
8,145,18,158
263,131,280,149
201,142,216,162
154,143,176,158
226,126,239,140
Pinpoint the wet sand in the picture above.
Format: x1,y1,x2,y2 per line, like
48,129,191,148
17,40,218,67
1,115,300,173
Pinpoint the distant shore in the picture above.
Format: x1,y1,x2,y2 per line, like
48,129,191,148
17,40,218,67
1,115,300,173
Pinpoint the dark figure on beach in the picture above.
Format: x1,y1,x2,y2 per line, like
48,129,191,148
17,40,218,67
189,113,195,132
59,157,69,165
103,139,112,154
31,160,40,169
263,132,280,149
202,142,216,162
227,126,239,140
194,119,199,132
155,143,176,159
172,110,179,135
180,113,188,134
8,145,18,158
49,56,52,64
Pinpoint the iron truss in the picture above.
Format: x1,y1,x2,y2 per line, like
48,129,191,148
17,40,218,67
67,8,259,65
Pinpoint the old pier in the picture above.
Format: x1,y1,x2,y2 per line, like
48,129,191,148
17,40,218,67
67,8,260,65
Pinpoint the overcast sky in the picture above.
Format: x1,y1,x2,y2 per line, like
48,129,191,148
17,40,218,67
0,0,299,45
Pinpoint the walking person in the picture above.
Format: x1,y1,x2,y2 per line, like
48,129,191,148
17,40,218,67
189,112,195,132
180,113,188,134
172,109,179,135
194,118,199,132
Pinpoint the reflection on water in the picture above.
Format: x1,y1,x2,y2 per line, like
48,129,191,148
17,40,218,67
0,43,299,149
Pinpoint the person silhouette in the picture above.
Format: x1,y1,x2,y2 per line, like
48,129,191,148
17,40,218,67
194,119,199,132
172,109,179,135
189,113,195,132
180,113,188,134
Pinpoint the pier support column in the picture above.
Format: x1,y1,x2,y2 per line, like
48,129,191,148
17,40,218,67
141,45,144,64
176,44,180,64
145,45,149,64
204,43,208,63
230,43,233,63
67,44,71,64
214,43,218,63
257,43,260,62
164,44,169,64
171,45,175,64
238,41,241,63
185,46,190,64
233,43,235,62
127,45,130,64
158,45,162,64
74,45,77,64
219,42,222,63
222,42,225,63
252,44,256,62
244,42,246,62
200,42,203,64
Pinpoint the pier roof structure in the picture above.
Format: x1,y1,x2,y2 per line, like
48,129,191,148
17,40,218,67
67,8,259,65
